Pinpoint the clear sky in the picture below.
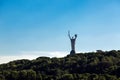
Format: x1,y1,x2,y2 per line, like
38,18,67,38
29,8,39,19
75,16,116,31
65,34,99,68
0,0,120,63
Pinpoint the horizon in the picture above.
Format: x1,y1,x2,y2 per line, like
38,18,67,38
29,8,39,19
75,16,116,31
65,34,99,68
1,0,120,63
0,49,119,64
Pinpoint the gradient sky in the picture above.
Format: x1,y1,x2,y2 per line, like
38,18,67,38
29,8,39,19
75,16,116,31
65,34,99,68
1,0,120,58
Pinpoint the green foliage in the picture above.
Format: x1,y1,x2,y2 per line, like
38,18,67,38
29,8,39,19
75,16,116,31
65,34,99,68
61,74,74,80
0,50,120,80
0,75,5,80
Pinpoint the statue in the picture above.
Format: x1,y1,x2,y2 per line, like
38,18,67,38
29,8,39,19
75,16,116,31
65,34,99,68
68,31,77,55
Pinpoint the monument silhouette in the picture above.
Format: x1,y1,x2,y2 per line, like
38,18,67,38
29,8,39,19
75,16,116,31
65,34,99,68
68,31,77,55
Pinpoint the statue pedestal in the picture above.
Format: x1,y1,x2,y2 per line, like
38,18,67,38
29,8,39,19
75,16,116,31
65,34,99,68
70,50,75,55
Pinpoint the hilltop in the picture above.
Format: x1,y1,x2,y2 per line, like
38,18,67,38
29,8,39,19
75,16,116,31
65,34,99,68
0,50,120,80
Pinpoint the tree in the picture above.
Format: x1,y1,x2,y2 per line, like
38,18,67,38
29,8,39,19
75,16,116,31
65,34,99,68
10,71,19,80
36,72,42,80
61,74,74,80
0,74,5,80
18,70,27,80
27,70,36,80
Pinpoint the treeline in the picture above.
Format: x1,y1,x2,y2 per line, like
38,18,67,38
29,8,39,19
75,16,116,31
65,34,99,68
0,50,120,80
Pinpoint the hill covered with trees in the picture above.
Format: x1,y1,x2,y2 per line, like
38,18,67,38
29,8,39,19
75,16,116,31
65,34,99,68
0,50,120,80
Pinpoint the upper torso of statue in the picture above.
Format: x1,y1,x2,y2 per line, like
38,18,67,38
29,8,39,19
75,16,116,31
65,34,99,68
71,38,76,44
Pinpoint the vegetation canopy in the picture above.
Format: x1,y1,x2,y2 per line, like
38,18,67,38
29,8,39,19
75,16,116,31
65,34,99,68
0,50,120,80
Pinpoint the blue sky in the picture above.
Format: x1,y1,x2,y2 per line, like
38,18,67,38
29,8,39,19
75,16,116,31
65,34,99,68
0,0,120,59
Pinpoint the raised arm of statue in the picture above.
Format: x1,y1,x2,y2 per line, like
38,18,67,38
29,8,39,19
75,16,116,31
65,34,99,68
68,31,71,39
75,34,77,39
